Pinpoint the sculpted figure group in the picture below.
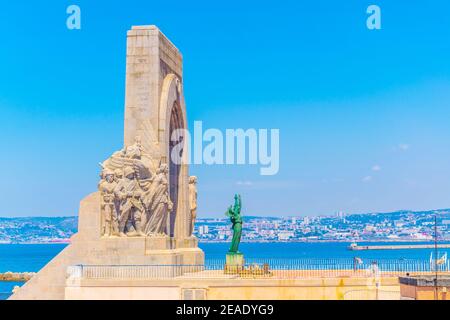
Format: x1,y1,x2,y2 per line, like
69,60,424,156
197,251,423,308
98,136,197,238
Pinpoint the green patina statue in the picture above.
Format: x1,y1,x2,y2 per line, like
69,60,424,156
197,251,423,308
226,194,243,254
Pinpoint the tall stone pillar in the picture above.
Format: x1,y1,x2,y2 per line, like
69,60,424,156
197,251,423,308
123,25,189,240
124,25,182,159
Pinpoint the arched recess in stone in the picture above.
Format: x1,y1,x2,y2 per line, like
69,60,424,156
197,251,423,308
159,73,189,240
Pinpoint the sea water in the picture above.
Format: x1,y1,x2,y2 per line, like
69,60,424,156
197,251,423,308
0,242,448,273
0,242,448,299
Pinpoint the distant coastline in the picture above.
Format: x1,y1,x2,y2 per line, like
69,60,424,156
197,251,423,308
2,238,450,245
1,208,449,244
201,239,450,244
0,240,71,245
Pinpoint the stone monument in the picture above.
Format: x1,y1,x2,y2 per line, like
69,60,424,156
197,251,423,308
10,25,204,300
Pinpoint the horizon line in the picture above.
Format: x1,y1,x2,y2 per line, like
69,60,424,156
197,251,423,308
1,207,449,220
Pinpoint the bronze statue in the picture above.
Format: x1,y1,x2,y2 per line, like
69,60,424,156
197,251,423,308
226,194,243,254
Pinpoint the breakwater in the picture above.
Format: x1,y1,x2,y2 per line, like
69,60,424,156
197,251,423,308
0,272,35,282
349,244,450,251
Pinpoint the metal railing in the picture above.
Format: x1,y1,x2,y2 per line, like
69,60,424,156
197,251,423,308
67,258,450,280
68,264,205,279
208,258,450,277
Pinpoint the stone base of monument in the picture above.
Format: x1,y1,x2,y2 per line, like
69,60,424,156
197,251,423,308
9,192,205,300
224,253,244,274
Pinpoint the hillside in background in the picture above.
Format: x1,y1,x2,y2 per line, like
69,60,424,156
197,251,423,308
0,217,77,243
0,209,449,243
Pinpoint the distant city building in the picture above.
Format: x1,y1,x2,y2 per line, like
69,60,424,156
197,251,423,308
302,216,310,225
278,231,295,241
197,225,210,236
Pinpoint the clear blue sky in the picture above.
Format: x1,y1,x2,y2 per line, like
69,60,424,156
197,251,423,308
1,1,450,217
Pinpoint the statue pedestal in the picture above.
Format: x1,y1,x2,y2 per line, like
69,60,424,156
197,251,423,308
224,253,244,274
